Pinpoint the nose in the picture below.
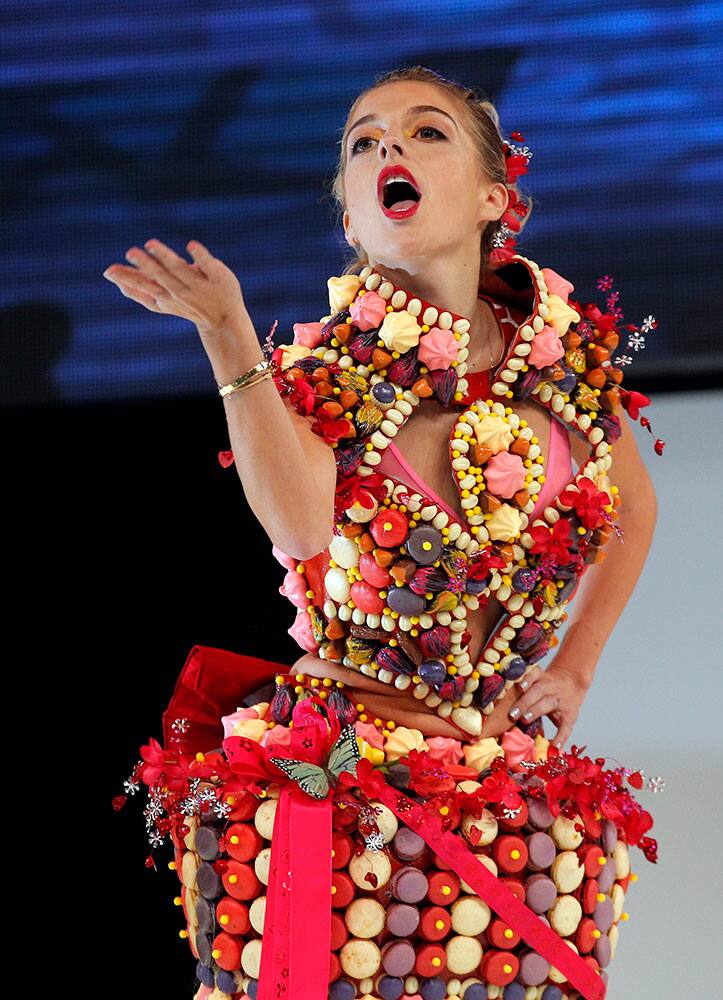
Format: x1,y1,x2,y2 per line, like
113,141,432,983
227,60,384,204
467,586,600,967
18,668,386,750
378,133,404,159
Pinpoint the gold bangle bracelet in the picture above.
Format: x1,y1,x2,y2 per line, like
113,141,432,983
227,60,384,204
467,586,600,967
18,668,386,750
217,360,273,398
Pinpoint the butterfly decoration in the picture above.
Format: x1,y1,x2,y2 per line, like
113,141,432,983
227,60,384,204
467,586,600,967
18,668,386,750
269,724,361,800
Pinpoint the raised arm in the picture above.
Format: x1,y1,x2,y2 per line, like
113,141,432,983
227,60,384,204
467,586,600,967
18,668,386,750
102,238,336,561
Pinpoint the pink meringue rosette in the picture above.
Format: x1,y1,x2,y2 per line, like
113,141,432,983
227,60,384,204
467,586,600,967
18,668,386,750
541,267,575,302
425,736,464,766
278,567,309,611
292,321,324,349
261,724,292,751
417,326,459,370
528,325,564,369
484,451,526,498
501,726,537,772
288,608,318,653
354,721,385,750
349,290,387,332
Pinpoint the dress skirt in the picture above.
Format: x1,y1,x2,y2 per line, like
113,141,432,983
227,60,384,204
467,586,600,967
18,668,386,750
115,646,658,1000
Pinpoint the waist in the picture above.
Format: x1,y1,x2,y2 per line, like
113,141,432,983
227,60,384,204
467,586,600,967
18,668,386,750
290,652,537,744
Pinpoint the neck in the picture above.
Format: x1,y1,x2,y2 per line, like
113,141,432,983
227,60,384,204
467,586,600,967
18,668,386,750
366,247,482,323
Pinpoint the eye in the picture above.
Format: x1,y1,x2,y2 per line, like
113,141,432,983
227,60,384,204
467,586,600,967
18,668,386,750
350,123,446,155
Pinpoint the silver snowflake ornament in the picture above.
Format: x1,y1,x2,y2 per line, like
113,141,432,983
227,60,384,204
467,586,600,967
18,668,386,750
640,315,657,334
123,777,141,795
364,831,386,852
615,354,634,366
627,333,646,352
171,717,190,736
648,775,666,793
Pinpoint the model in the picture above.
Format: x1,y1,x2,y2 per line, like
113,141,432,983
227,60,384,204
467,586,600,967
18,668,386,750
107,67,664,1000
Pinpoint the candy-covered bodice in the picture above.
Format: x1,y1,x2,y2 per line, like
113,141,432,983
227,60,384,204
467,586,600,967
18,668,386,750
271,254,626,737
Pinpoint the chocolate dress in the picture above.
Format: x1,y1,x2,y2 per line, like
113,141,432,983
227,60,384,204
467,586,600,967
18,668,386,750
115,252,660,1000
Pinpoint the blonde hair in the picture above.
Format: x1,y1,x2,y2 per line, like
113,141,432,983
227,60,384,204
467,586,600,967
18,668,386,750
329,65,533,281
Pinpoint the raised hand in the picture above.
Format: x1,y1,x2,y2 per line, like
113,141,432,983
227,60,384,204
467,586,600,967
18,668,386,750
102,239,248,337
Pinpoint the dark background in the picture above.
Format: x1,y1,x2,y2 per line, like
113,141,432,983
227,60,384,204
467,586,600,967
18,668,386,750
7,1,722,996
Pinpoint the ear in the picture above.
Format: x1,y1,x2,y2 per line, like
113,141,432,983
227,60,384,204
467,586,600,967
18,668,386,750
478,180,509,227
342,209,356,248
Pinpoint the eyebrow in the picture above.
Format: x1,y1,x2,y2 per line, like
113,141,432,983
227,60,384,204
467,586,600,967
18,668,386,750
346,104,459,141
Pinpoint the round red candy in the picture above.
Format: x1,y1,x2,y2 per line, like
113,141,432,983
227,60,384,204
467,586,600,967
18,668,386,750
211,931,242,972
215,897,250,935
370,508,409,547
487,917,521,950
415,943,447,977
221,861,260,901
331,872,355,908
349,580,385,615
575,916,601,954
418,905,451,941
427,870,460,905
225,823,262,863
359,550,392,588
227,791,259,821
583,878,600,914
329,952,341,982
331,833,353,870
492,835,529,874
499,877,525,902
583,845,607,877
482,949,519,986
496,798,529,830
330,912,348,950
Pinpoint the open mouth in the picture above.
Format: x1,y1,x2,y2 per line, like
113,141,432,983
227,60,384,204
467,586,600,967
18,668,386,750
379,177,422,217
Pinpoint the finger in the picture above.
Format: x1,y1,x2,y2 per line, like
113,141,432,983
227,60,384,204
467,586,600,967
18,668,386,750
345,686,463,740
508,670,546,719
104,265,168,299
516,693,561,726
550,717,572,750
516,665,542,692
187,240,218,278
124,246,189,295
144,239,201,284
113,281,166,313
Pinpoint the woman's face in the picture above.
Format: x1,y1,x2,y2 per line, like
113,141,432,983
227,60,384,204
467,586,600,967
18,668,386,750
341,80,506,272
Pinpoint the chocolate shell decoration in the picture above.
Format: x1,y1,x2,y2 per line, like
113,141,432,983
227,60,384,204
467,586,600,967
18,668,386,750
476,672,505,709
429,366,458,406
387,351,421,388
348,326,381,364
513,367,542,400
270,682,295,725
512,620,544,655
375,646,417,676
417,624,450,658
437,676,465,701
593,411,622,443
335,439,367,476
327,686,357,726
409,566,449,595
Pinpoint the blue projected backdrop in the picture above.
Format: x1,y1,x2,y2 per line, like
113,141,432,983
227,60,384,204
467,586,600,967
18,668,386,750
3,0,722,406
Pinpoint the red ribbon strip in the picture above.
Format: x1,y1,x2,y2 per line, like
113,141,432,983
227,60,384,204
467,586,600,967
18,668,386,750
374,784,605,1000
257,784,331,1000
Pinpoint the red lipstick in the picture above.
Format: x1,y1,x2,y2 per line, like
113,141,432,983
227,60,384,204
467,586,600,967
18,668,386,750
377,165,422,220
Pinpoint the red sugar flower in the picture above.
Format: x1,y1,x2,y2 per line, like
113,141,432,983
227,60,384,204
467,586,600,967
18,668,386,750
559,476,608,531
528,517,574,563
